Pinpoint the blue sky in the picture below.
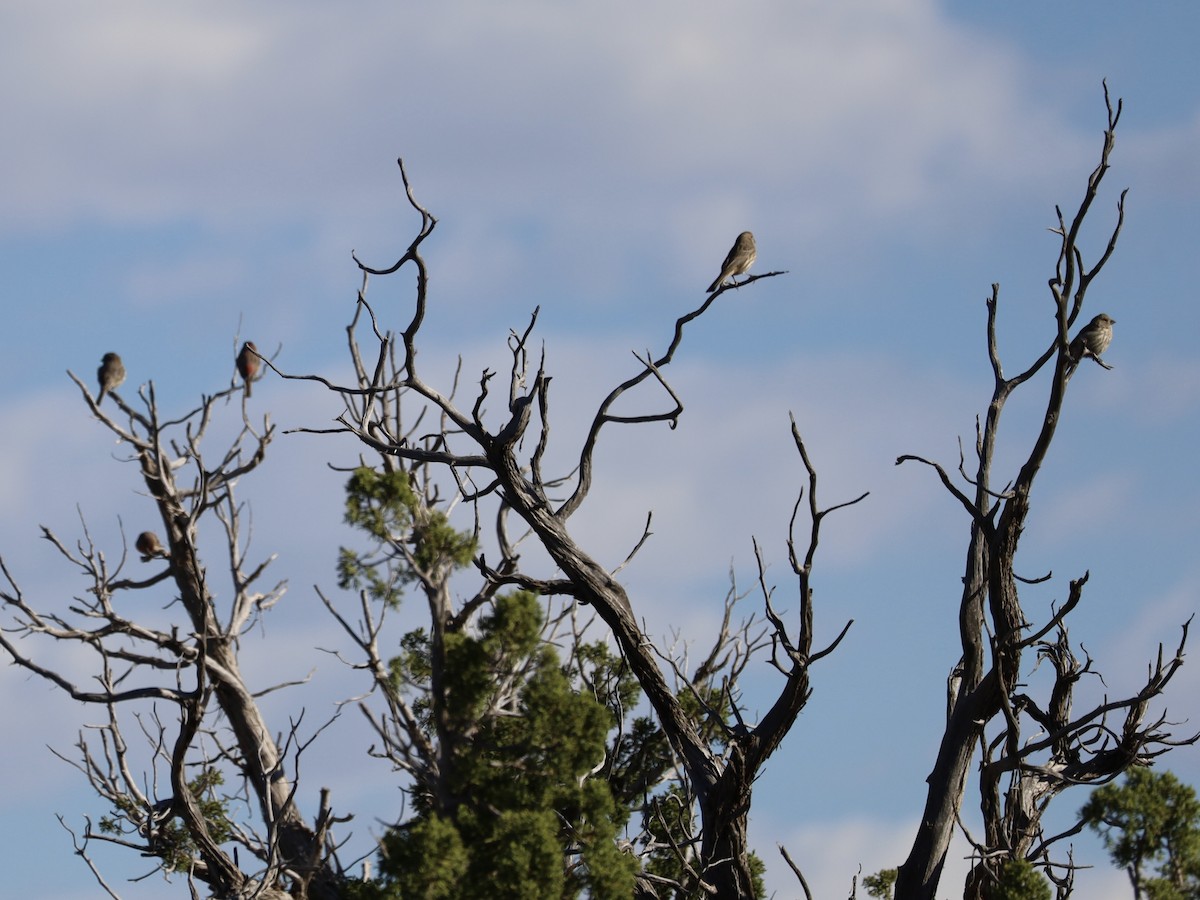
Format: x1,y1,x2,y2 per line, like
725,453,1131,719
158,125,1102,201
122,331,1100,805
2,2,1198,897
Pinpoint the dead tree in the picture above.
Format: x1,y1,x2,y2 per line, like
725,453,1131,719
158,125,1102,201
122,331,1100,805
289,163,857,898
893,85,1196,900
317,413,777,894
0,371,346,898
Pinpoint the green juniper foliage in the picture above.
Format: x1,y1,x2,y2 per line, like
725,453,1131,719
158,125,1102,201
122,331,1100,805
337,468,632,898
338,468,768,897
339,463,766,899
1083,769,1200,900
339,466,476,605
989,860,1051,900
346,590,638,899
100,769,232,874
864,868,897,899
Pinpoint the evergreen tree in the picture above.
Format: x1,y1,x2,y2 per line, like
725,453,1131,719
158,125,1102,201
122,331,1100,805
1082,769,1200,900
989,860,1051,900
337,465,756,898
864,868,897,899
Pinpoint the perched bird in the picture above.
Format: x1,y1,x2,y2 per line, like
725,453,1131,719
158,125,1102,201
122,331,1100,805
135,531,167,562
1068,313,1116,372
237,341,259,398
97,352,126,404
707,231,757,293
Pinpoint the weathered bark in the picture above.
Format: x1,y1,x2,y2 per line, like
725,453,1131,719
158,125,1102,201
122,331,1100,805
309,159,853,898
896,86,1194,900
138,419,342,900
0,376,343,899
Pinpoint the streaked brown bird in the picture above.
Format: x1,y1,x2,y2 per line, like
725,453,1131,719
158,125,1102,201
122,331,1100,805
97,352,126,404
707,231,757,293
135,531,167,561
1068,313,1115,371
237,341,259,398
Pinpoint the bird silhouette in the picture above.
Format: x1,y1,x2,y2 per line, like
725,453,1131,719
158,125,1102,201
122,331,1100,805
237,341,259,398
1067,313,1115,373
707,232,757,292
135,531,167,562
97,353,126,404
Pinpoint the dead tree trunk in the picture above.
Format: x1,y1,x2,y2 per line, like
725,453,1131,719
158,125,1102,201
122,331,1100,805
0,373,344,899
298,162,857,898
895,85,1195,900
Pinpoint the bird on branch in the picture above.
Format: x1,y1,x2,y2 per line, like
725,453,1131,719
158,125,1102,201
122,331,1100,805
1067,313,1115,373
707,231,757,292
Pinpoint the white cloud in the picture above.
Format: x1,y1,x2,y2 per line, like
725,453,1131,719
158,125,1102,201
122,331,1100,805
0,0,1093,252
763,816,972,899
2,3,1197,897
760,813,1132,900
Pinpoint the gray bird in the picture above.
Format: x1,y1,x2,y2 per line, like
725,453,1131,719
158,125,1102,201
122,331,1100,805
97,352,126,404
135,531,167,561
1068,313,1115,370
707,231,757,292
236,341,259,398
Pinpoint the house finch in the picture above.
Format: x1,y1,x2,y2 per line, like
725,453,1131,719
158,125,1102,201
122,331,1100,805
237,341,259,398
97,352,126,404
1068,313,1115,371
135,530,167,561
707,231,757,293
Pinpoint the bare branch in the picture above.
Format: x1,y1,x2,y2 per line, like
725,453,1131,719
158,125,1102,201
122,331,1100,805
778,843,816,900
